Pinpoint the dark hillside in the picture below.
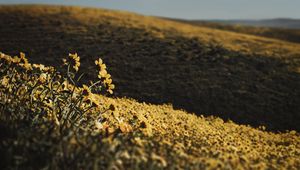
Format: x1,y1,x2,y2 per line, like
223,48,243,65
0,5,300,131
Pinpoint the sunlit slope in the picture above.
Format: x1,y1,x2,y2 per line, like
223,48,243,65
0,5,300,131
1,5,300,58
2,81,300,169
162,18,300,44
0,51,299,169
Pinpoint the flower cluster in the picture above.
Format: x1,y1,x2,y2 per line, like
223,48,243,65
19,52,33,71
0,52,33,71
82,84,101,107
63,53,80,72
95,58,115,94
0,52,21,64
0,52,116,128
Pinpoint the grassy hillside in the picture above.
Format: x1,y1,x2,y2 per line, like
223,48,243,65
0,52,299,169
1,5,299,131
0,5,300,168
163,18,300,44
208,18,300,29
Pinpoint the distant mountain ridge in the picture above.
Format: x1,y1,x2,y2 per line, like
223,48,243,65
203,18,300,29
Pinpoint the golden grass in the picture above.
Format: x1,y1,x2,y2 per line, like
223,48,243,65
168,19,300,44
0,52,299,169
2,5,300,59
0,5,299,130
0,5,300,168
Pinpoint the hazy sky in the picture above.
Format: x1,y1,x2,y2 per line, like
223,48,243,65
0,0,299,20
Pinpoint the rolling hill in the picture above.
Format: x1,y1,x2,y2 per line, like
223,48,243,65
162,17,300,44
208,18,300,29
0,5,300,169
0,5,299,131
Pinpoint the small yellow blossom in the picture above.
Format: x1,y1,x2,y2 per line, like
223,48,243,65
95,57,115,94
33,64,46,71
69,53,80,72
119,122,133,133
19,53,32,71
95,58,103,65
82,84,91,96
1,76,10,87
39,73,47,83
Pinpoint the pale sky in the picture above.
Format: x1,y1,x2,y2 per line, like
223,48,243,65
0,0,299,20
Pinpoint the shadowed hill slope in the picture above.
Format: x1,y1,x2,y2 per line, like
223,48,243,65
0,5,300,131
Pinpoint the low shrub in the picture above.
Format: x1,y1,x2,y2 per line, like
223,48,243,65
0,52,120,169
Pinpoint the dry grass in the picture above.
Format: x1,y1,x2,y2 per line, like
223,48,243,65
0,5,300,169
0,52,299,169
164,19,300,44
1,5,299,131
2,5,300,58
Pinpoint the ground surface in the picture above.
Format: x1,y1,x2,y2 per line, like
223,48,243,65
0,5,300,169
162,18,300,44
0,5,299,131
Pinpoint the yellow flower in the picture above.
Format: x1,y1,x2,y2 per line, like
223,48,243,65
89,93,100,107
99,69,107,78
62,58,68,65
95,58,103,65
101,63,106,70
33,64,46,71
12,56,21,63
109,84,115,90
82,85,100,107
73,63,80,72
1,76,9,88
107,89,113,94
104,78,112,84
94,57,115,94
119,122,133,133
23,63,33,71
19,53,32,71
82,84,91,96
44,99,54,109
67,53,81,72
20,52,26,60
39,73,47,83
44,66,55,73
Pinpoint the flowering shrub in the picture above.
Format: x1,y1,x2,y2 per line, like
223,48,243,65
1,50,153,170
0,52,119,167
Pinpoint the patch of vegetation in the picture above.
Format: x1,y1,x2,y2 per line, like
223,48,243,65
0,52,300,169
0,5,300,131
0,5,300,169
165,18,300,44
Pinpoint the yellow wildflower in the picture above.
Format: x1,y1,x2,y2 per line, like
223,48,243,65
12,56,21,63
39,73,47,83
82,84,91,96
1,76,9,88
33,64,46,71
95,58,103,65
69,53,80,72
99,69,107,78
95,57,115,94
82,85,100,107
119,122,133,133
19,53,32,71
62,58,68,65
